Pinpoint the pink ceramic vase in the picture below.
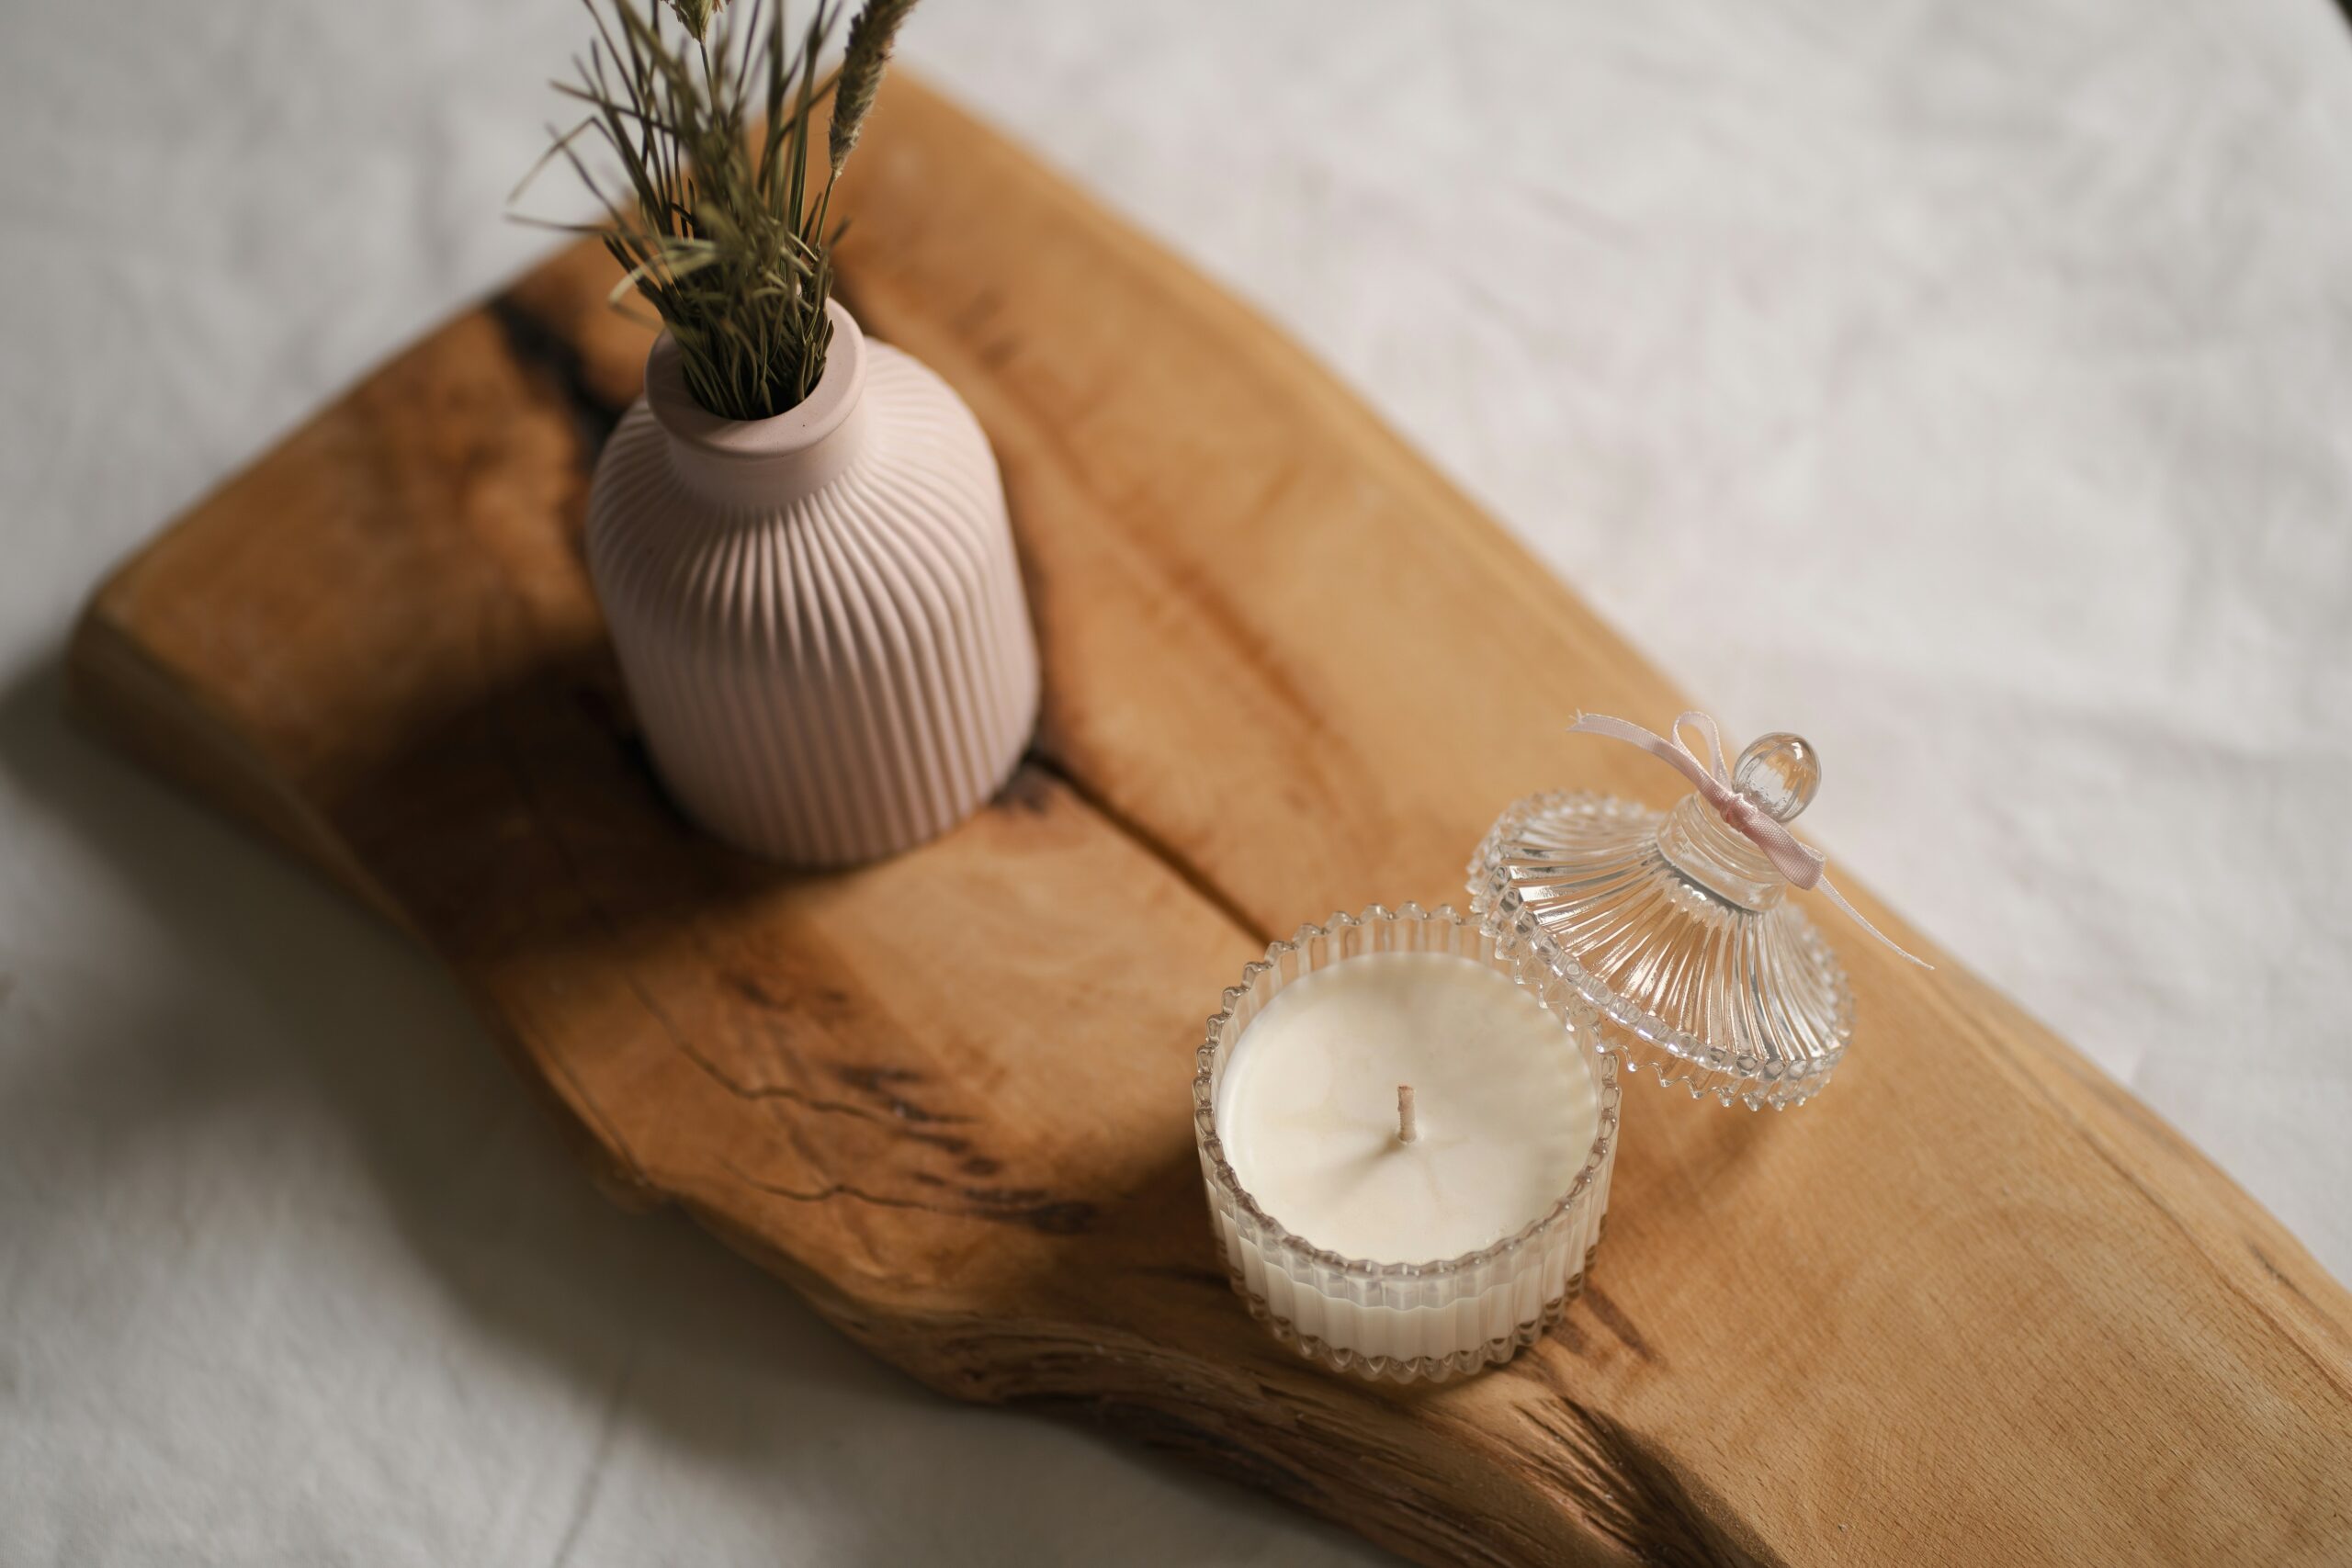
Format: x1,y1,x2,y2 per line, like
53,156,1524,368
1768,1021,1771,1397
584,300,1040,865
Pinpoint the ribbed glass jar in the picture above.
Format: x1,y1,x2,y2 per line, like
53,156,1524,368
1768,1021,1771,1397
1192,904,1619,1382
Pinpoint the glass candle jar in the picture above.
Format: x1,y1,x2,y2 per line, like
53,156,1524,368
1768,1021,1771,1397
1192,904,1619,1382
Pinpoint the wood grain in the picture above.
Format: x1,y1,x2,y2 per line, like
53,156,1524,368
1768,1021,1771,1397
69,74,2352,1566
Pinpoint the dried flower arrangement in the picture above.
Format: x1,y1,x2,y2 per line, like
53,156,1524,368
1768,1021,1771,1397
518,0,917,420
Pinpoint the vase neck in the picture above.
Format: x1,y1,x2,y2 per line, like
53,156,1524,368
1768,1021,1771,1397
644,298,869,508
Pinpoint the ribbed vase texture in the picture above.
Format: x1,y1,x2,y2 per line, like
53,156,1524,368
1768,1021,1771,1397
585,304,1040,864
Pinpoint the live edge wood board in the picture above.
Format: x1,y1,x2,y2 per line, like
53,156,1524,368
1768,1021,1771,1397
67,76,2352,1567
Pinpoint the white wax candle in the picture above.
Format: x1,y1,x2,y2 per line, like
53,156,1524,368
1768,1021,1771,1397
1217,951,1599,1263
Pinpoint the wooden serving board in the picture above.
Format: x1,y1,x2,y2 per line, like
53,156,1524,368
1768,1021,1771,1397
69,75,2352,1566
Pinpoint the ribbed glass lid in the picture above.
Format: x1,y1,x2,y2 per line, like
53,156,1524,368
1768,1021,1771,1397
1468,728,1857,1111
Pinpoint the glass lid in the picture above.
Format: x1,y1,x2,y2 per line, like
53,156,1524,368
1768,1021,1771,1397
1468,715,1920,1111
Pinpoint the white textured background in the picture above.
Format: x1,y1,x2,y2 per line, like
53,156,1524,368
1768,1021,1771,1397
3,1,2347,1562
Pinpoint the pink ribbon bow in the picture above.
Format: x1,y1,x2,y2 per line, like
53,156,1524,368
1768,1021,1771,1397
1567,710,1933,969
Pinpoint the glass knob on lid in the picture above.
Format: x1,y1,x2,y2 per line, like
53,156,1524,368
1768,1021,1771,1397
1732,732,1819,823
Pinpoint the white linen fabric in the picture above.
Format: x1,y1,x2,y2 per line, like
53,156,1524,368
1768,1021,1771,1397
3,1,2346,1562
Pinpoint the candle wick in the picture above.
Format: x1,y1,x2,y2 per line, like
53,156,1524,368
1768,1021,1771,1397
1396,1084,1417,1145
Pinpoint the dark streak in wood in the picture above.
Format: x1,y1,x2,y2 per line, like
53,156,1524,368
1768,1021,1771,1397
1503,1347,1791,1568
2252,1243,2313,1311
994,1200,1096,1236
907,1129,973,1157
730,1165,1094,1236
485,296,626,455
1517,1399,1782,1568
962,1187,1097,1235
831,1063,972,1125
728,1168,943,1215
725,970,787,1010
962,1186,1051,1205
